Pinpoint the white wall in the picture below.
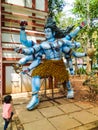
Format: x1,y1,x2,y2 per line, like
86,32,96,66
5,0,32,8
36,0,45,11
5,0,25,6
2,0,47,94
6,66,32,94
5,0,45,10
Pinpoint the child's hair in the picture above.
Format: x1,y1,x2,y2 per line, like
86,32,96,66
3,95,12,104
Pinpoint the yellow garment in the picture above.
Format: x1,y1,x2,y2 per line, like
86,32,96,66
31,59,69,83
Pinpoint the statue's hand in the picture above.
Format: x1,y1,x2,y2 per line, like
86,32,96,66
75,42,81,48
80,21,87,28
14,47,23,53
22,68,30,75
20,20,28,30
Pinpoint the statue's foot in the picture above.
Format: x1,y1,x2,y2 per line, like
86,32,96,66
26,96,39,110
67,89,74,99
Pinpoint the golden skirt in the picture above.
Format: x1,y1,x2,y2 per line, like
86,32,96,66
31,59,69,83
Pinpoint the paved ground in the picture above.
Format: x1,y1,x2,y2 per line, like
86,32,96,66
0,94,98,130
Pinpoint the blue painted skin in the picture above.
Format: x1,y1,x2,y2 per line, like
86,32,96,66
15,21,86,110
18,24,86,74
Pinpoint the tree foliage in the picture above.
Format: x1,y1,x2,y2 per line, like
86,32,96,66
48,0,65,17
48,0,76,29
72,0,98,64
72,0,98,20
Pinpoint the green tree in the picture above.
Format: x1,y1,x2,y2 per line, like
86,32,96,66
72,0,98,71
48,0,76,28
72,0,98,19
48,0,65,17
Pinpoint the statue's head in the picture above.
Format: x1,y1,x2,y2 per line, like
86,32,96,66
44,17,74,39
44,17,59,40
44,17,57,34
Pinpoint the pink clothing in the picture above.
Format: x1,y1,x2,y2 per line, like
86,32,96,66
2,103,12,119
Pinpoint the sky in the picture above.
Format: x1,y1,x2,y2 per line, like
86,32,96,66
63,0,75,17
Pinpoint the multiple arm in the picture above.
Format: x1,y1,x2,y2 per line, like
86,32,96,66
16,20,87,75
22,57,42,74
20,30,36,47
65,21,86,40
20,20,36,47
19,44,41,55
62,21,87,75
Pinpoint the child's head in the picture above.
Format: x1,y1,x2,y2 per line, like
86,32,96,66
4,95,12,103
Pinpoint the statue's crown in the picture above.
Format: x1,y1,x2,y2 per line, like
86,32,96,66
45,17,56,28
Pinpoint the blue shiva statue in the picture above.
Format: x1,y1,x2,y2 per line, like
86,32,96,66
14,17,87,110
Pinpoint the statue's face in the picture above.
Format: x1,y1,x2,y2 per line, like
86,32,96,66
44,28,54,40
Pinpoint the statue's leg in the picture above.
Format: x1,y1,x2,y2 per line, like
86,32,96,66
26,76,40,110
67,58,74,75
66,81,74,99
